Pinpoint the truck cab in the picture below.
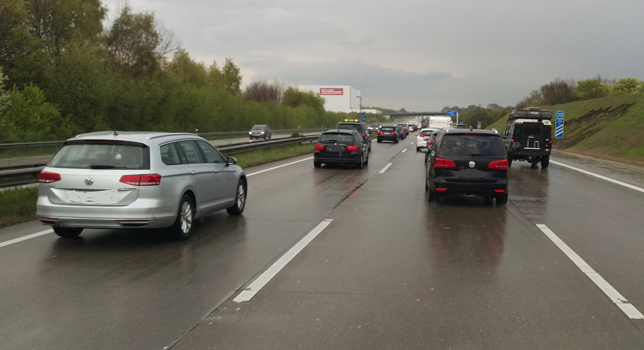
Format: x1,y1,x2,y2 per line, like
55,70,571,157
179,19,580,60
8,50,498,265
505,107,552,168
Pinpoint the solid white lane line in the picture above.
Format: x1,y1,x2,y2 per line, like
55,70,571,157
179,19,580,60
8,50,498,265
234,219,333,303
379,163,393,174
0,229,53,249
551,160,644,194
536,224,644,320
247,157,313,177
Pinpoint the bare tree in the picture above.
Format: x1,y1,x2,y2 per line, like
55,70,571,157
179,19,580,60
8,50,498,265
243,80,284,103
539,78,576,105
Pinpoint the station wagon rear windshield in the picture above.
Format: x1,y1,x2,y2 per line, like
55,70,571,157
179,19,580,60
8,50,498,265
49,141,150,169
319,133,354,144
439,134,506,157
381,126,395,132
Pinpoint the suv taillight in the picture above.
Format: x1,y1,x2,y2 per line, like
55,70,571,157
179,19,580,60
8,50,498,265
119,174,161,186
315,144,325,150
346,145,359,152
489,160,508,170
434,158,456,168
39,172,61,183
378,131,383,135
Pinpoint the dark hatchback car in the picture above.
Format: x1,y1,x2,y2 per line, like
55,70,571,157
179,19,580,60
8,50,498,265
424,129,508,205
336,120,371,151
314,129,369,168
249,124,272,140
377,125,399,143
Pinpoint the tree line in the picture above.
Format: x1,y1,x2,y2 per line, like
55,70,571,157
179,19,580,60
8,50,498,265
0,1,345,143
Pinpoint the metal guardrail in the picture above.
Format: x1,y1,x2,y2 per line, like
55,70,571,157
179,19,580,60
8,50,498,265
0,135,319,188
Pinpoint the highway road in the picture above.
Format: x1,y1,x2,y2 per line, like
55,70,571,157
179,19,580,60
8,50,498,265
1,135,644,349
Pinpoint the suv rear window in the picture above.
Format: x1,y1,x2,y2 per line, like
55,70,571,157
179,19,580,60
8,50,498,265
49,141,149,169
439,134,506,157
319,133,354,144
337,123,363,132
381,126,395,132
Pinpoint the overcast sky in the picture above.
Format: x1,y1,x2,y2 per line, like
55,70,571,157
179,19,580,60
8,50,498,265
105,0,644,111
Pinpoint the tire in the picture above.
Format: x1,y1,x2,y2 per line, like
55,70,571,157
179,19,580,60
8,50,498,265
314,161,321,168
364,153,369,165
53,227,83,238
356,157,364,169
507,158,513,167
394,139,399,144
170,194,194,241
428,188,436,202
496,193,508,205
541,155,550,169
377,139,382,143
226,179,247,215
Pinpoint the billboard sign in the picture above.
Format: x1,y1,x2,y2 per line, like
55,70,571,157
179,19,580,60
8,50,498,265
319,88,344,96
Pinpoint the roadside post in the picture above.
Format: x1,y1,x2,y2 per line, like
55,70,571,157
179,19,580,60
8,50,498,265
555,110,564,149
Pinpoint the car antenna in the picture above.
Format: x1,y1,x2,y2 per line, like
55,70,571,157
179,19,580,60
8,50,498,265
113,130,118,136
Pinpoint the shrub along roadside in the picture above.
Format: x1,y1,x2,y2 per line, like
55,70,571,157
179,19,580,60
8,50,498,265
0,143,315,229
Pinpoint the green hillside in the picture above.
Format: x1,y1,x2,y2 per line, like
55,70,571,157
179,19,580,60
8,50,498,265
487,92,644,167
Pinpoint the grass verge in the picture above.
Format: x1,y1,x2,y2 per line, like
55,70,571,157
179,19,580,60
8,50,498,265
0,143,315,229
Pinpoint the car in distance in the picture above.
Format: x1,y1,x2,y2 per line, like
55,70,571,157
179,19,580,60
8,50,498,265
377,126,399,143
416,128,436,151
396,123,409,138
337,119,371,151
314,129,369,168
249,124,272,140
424,129,508,205
368,122,380,133
37,131,247,240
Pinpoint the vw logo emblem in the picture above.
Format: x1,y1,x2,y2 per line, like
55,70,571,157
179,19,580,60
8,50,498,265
468,161,476,168
85,177,94,186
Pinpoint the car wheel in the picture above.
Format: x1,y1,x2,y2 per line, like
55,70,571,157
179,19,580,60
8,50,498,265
364,153,369,165
226,179,247,215
484,196,495,206
496,193,508,205
541,155,549,169
377,139,382,143
395,139,399,143
508,158,513,167
53,227,83,238
427,188,436,202
170,194,194,241
314,161,321,168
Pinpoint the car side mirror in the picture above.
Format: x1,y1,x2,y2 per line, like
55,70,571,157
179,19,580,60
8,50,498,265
226,156,237,165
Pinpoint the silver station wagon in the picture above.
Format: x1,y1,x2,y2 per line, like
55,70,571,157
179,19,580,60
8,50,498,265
37,131,247,240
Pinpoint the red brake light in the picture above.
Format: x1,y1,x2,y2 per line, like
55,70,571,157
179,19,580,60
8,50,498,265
119,174,161,186
346,145,359,152
361,133,366,137
434,158,456,168
428,142,434,146
39,172,61,183
315,144,325,150
489,160,508,170
390,132,396,135
378,131,383,135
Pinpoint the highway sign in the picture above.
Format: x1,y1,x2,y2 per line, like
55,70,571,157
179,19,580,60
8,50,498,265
447,110,458,117
555,110,564,138
477,122,481,129
359,112,367,121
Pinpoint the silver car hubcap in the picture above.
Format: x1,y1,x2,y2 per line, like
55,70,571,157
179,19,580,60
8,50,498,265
180,201,193,233
237,184,246,209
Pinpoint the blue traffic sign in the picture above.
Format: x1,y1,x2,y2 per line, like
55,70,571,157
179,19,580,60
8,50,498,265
359,112,367,121
477,122,481,129
447,110,458,117
555,110,564,138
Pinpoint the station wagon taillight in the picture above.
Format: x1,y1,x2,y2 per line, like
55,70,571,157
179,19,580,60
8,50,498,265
315,144,325,150
378,131,383,135
39,172,61,183
119,174,161,186
488,160,508,170
434,158,456,168
346,145,359,152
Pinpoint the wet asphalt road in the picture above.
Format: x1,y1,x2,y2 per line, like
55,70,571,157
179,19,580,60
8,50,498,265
1,135,644,349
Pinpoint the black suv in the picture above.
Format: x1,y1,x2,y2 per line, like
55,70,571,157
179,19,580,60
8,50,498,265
336,119,371,151
424,129,508,205
504,107,552,168
314,129,369,168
